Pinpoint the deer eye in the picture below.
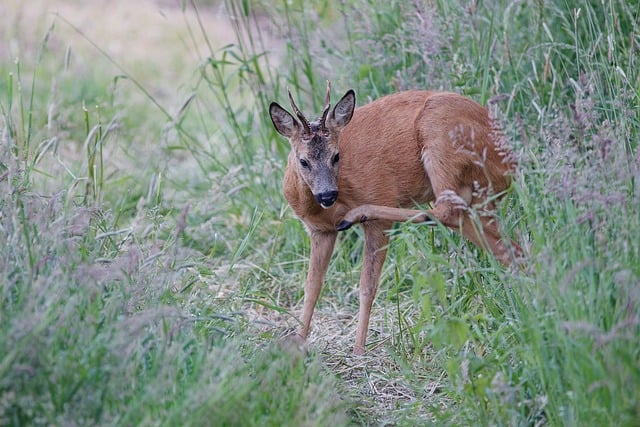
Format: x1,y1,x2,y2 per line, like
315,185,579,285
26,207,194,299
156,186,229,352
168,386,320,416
300,158,310,169
332,153,340,165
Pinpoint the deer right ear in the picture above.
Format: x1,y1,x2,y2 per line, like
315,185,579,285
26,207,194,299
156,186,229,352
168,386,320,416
329,89,356,129
270,102,299,138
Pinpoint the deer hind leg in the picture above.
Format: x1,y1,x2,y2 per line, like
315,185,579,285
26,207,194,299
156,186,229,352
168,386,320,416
423,169,521,266
462,210,523,266
337,205,434,231
433,197,521,266
422,147,520,265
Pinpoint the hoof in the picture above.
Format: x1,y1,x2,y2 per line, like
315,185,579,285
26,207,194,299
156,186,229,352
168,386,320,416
279,332,307,354
336,220,353,231
352,345,366,356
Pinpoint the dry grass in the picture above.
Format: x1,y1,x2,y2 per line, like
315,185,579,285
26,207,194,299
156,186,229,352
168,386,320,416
244,299,446,423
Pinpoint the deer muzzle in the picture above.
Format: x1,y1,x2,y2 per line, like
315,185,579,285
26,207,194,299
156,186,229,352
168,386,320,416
315,191,339,208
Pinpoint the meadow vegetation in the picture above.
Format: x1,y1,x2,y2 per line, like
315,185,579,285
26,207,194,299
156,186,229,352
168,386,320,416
1,0,638,425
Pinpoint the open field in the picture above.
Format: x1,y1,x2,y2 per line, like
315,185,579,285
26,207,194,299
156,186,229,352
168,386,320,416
1,0,639,425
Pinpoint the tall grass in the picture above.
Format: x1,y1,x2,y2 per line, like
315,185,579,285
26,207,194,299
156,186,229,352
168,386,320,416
1,0,639,425
0,2,348,425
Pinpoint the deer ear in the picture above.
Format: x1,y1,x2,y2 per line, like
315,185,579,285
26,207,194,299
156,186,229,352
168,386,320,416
270,102,300,138
329,89,355,129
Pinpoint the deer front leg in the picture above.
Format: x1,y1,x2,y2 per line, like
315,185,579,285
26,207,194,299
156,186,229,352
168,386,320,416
353,223,390,355
295,230,337,344
337,204,434,231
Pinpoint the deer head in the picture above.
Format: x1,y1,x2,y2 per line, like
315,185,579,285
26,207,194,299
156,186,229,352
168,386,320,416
270,82,356,208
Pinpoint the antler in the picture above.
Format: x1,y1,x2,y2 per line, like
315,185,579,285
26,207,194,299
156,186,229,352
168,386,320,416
288,89,312,136
320,80,332,131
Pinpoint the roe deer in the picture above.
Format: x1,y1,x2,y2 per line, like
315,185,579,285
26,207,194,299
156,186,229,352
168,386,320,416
269,82,522,355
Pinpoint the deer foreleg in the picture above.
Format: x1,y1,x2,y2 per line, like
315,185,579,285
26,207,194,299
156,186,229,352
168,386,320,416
353,223,390,355
337,204,434,231
296,231,337,343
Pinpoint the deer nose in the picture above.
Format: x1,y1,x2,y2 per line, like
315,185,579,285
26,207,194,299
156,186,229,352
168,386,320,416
315,191,338,208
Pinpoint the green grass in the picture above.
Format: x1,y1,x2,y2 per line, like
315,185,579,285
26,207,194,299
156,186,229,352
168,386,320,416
1,0,639,425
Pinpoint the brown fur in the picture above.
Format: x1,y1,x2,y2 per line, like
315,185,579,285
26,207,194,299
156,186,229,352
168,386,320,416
270,87,521,355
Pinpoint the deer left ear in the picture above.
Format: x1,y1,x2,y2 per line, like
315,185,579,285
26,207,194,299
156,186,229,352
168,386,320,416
329,89,356,130
270,102,300,138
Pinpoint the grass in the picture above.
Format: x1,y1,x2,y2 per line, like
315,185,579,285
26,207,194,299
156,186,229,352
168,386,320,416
1,0,639,425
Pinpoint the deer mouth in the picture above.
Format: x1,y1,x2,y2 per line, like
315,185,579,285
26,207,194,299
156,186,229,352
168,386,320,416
315,191,339,208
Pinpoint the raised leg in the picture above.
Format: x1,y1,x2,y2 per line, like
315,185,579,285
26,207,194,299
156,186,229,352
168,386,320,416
296,230,337,342
459,212,523,266
353,222,391,355
337,192,521,266
426,190,521,266
337,205,434,231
